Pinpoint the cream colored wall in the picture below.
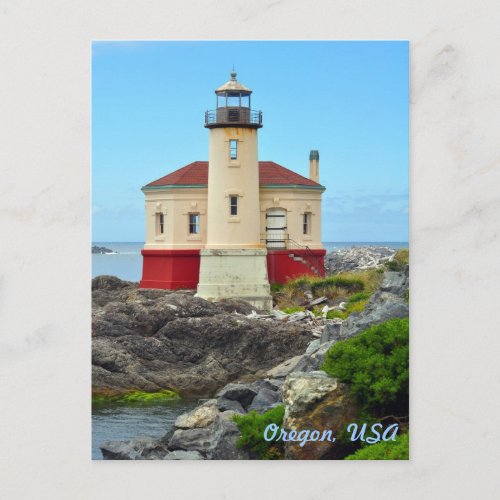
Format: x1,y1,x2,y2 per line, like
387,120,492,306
143,187,208,249
259,187,324,249
143,184,324,250
205,127,263,249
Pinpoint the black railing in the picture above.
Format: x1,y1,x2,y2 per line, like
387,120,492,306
205,108,262,128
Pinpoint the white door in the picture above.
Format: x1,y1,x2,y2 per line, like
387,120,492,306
266,208,287,248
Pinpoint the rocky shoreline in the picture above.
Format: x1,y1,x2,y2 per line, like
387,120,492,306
95,252,409,460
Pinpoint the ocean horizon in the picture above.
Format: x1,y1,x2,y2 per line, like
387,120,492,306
92,241,408,282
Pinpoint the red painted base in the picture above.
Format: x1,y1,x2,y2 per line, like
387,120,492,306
140,249,201,289
140,248,326,289
266,249,326,284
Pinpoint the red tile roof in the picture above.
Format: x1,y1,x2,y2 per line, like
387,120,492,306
145,161,322,188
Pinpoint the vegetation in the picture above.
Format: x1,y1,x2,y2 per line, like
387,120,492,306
321,318,409,416
281,306,306,315
92,389,180,405
386,249,409,272
233,405,285,459
272,269,383,311
345,433,409,460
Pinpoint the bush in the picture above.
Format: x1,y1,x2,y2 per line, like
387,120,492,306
321,318,409,416
233,405,285,459
345,433,409,460
281,306,305,315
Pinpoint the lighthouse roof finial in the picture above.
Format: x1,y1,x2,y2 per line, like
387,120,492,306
215,68,252,94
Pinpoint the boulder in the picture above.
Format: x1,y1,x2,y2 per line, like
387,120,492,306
216,383,259,409
266,355,304,379
92,277,313,397
216,397,246,414
167,411,250,460
247,387,281,413
100,436,169,460
293,341,335,374
320,320,342,344
305,339,321,354
175,399,219,429
282,372,359,460
380,267,409,298
168,424,219,454
339,291,409,340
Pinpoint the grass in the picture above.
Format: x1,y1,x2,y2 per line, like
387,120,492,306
272,270,382,314
386,249,409,272
92,389,180,405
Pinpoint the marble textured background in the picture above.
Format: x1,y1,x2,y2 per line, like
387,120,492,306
1,0,499,498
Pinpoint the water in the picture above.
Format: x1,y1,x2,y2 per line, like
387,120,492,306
92,241,408,282
92,399,200,460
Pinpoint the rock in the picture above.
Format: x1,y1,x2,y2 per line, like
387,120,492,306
164,450,204,460
325,246,396,274
340,290,409,340
175,399,219,429
266,355,304,379
92,245,115,254
305,339,321,354
168,411,250,460
92,276,313,397
293,341,335,373
288,311,306,322
380,267,409,298
282,372,359,460
100,436,169,460
168,424,219,453
210,411,250,460
216,383,258,408
247,387,281,413
320,320,342,344
216,397,246,414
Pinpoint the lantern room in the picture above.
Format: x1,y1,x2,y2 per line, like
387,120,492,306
205,70,262,128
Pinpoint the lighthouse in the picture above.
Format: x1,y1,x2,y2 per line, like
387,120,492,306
195,71,273,310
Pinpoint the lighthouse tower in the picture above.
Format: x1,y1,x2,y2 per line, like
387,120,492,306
196,71,272,310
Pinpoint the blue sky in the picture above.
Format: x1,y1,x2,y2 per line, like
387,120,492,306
92,41,408,242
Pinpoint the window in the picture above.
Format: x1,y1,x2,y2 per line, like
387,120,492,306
156,213,164,235
230,196,238,216
229,139,238,160
189,213,200,234
303,213,311,235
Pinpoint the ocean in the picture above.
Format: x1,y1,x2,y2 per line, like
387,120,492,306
92,241,409,282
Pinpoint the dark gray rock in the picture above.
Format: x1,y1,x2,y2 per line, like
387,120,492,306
293,340,335,373
216,383,259,409
247,387,281,413
92,277,313,397
210,411,250,460
100,436,169,460
217,397,246,414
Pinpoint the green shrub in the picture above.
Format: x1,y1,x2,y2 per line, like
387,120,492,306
233,405,285,459
321,318,409,416
310,276,365,295
345,433,409,460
